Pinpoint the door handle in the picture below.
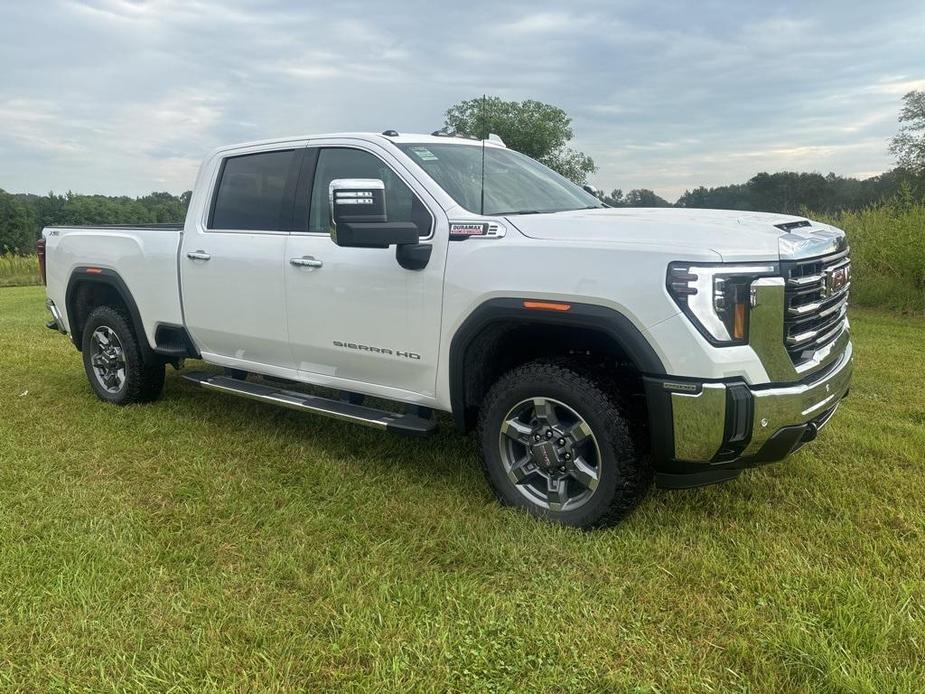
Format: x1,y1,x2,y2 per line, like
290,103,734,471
186,250,211,261
290,256,323,268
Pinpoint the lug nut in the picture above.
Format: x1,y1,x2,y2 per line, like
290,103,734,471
546,431,553,439
557,438,566,446
534,434,541,441
564,452,572,461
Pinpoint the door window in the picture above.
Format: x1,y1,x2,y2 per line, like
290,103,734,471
308,148,431,235
210,149,297,231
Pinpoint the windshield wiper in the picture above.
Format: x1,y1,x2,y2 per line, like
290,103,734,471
492,209,545,216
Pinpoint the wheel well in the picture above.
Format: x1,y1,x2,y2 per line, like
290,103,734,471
457,321,647,432
68,281,130,349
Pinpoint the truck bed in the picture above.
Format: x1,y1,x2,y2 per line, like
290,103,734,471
45,223,185,231
43,223,185,348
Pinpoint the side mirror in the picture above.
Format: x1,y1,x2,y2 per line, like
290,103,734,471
329,178,419,249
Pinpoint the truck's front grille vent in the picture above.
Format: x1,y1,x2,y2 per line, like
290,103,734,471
781,248,850,365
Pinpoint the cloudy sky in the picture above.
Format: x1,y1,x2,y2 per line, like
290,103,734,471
1,0,923,202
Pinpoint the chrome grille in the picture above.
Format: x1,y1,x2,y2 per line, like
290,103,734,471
781,248,850,365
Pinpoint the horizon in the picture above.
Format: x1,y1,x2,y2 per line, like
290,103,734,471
1,0,923,201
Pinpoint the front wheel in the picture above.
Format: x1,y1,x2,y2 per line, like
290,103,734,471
477,361,651,528
81,305,165,405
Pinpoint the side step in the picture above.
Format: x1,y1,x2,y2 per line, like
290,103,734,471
182,371,436,436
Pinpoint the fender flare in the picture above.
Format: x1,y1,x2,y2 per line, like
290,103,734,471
65,267,154,359
448,298,666,431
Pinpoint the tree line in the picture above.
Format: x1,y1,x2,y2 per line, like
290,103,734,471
2,90,923,254
0,190,191,254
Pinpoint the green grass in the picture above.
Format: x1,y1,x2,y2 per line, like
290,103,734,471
0,254,41,288
1,285,924,691
818,202,925,314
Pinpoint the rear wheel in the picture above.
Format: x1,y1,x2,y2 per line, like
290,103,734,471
477,361,651,528
81,306,165,405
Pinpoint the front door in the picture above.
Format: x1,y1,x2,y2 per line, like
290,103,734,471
181,147,301,372
284,143,447,400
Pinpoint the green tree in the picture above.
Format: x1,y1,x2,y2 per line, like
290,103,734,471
624,189,671,207
444,96,597,184
0,189,37,254
890,90,925,174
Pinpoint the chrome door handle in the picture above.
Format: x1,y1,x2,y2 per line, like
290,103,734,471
186,250,211,261
290,256,323,268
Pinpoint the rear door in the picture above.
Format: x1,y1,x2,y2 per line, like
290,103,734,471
283,141,448,399
181,145,304,373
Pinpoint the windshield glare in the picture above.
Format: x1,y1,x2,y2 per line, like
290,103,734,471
396,142,604,216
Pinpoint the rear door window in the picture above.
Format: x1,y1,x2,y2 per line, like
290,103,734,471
210,150,298,231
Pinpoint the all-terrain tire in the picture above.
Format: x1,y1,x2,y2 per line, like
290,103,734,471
477,360,652,528
81,305,165,405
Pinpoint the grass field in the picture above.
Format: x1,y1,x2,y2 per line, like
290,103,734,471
1,285,924,691
0,255,41,288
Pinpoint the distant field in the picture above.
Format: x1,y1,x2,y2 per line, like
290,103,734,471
1,285,923,690
0,254,40,288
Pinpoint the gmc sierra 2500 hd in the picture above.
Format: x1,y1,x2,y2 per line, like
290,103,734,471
39,131,853,528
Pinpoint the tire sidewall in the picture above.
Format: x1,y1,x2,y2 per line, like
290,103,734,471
81,307,139,405
479,366,637,528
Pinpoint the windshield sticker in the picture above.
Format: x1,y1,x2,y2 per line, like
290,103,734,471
449,222,489,239
411,147,438,161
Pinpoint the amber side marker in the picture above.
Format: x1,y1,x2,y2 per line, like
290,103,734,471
733,302,747,340
85,267,103,274
523,300,572,312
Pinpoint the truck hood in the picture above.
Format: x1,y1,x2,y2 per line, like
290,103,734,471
505,207,842,262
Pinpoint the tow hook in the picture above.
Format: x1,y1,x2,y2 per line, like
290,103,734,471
802,422,819,443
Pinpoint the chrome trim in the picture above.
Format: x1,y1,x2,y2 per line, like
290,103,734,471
748,278,797,382
664,340,853,463
45,298,67,334
670,384,727,462
749,276,851,381
328,178,385,218
778,226,847,260
741,341,853,456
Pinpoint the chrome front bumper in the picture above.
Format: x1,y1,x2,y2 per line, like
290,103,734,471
645,339,853,483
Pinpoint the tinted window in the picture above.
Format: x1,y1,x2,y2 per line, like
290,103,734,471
211,150,296,230
309,148,431,235
396,143,603,216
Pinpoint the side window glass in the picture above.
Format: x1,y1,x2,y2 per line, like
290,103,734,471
308,148,431,236
211,150,296,230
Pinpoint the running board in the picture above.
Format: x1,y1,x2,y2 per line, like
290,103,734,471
182,371,436,436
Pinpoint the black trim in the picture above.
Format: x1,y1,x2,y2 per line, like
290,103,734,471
65,268,198,360
280,148,307,231
291,147,319,232
66,268,153,358
153,323,200,359
655,468,741,489
449,298,666,431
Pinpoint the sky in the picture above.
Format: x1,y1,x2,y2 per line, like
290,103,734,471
1,0,923,202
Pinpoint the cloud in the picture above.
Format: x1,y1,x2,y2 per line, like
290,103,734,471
0,0,923,200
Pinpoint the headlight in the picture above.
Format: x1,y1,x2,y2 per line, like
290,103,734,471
667,262,779,345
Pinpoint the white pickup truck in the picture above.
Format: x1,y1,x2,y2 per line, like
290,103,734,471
38,131,853,528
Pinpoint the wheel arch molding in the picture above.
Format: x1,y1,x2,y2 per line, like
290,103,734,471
65,267,198,360
448,297,666,432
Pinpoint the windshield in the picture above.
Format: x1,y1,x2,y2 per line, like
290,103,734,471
396,142,604,215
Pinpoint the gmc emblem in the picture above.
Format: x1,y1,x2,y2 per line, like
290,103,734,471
824,263,850,297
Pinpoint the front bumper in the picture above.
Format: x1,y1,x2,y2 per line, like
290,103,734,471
644,340,853,488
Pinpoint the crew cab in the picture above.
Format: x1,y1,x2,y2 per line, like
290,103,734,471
39,131,853,528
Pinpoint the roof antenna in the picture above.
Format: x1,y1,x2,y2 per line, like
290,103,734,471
480,94,486,216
